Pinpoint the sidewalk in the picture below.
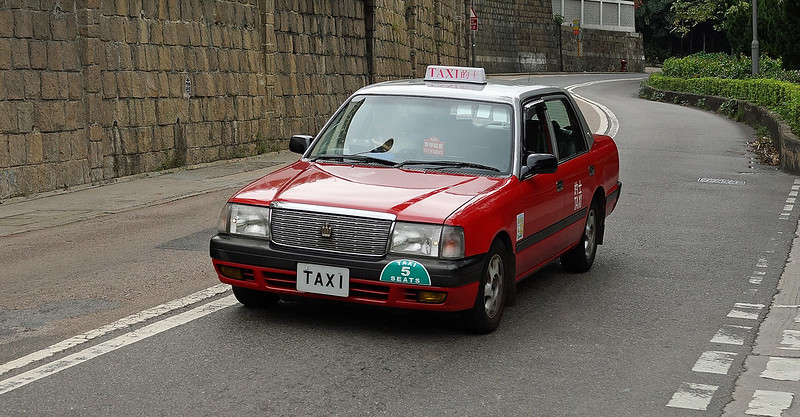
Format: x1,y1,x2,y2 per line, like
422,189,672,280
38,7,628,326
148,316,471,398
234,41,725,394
0,151,299,237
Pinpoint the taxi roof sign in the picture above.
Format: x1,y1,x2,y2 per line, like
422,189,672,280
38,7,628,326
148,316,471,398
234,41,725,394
424,65,486,84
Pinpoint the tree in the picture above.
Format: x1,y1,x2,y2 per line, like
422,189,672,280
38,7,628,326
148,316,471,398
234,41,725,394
670,0,739,36
635,0,675,63
723,0,800,69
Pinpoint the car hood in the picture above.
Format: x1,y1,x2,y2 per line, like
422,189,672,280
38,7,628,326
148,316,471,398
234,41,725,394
230,161,508,223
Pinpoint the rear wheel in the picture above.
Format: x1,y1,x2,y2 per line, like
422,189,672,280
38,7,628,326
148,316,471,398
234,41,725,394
232,286,280,308
463,240,510,334
561,200,600,273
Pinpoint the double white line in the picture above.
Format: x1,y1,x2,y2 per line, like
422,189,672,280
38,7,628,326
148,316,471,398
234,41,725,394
0,284,235,395
566,78,633,138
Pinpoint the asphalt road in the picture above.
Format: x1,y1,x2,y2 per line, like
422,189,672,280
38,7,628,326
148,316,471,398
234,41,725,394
1,73,799,416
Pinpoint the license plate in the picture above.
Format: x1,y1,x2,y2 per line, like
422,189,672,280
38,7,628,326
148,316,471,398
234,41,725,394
296,263,349,297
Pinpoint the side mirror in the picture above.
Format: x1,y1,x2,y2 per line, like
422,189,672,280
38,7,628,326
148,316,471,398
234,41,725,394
522,153,558,178
289,135,314,154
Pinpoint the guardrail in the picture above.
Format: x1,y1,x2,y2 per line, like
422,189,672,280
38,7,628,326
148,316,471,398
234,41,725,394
554,0,636,33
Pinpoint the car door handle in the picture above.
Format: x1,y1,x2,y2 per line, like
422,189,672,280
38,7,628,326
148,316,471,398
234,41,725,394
588,165,595,176
556,180,564,192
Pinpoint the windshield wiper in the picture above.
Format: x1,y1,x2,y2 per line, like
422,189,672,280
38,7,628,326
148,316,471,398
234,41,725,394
394,160,501,172
311,154,396,166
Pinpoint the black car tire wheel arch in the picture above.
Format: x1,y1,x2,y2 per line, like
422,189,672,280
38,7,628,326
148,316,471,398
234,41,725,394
561,197,602,273
463,239,510,334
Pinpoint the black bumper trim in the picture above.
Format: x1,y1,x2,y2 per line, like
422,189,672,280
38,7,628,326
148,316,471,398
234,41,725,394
210,234,485,288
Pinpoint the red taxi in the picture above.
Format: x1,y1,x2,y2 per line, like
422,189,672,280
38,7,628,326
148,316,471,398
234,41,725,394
210,66,621,333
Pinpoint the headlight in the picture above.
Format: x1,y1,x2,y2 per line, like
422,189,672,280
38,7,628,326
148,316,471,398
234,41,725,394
390,223,464,259
217,203,270,239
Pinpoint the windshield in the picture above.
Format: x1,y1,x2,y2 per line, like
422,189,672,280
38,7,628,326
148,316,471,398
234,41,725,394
308,95,514,175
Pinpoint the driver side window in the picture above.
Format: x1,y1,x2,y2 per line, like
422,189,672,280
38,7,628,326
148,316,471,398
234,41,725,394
523,103,552,155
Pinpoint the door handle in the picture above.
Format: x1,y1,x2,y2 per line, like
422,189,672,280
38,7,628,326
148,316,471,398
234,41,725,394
556,180,564,192
589,165,595,176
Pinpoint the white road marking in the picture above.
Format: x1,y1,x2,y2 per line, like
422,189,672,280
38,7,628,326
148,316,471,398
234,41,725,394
790,191,798,197
757,258,769,268
746,390,794,417
667,382,718,410
0,284,230,378
711,325,752,345
751,270,766,284
788,198,796,204
0,295,237,396
761,357,800,381
692,351,737,375
783,205,795,212
565,78,639,137
728,303,766,320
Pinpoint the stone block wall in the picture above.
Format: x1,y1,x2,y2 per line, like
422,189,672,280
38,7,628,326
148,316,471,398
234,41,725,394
269,0,469,138
559,26,645,72
0,0,269,198
84,0,271,180
472,1,560,73
0,0,643,199
0,2,86,197
270,1,368,139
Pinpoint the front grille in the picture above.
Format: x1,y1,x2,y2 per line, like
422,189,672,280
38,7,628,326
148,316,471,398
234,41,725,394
270,207,393,256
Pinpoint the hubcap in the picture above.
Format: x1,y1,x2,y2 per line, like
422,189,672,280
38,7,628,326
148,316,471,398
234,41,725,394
484,254,504,318
584,208,597,259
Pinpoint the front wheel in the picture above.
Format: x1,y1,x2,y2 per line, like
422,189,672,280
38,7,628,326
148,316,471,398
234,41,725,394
463,240,510,334
561,201,600,273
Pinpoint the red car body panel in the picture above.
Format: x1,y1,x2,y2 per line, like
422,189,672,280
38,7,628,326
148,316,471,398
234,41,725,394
231,162,505,226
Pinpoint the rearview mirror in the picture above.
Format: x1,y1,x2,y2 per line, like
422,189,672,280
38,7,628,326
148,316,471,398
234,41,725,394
522,153,557,178
289,135,314,154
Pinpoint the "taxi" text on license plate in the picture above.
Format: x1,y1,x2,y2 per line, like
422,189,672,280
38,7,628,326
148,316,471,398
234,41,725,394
296,263,349,297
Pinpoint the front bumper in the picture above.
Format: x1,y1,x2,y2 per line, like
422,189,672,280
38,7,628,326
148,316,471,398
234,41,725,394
210,234,485,312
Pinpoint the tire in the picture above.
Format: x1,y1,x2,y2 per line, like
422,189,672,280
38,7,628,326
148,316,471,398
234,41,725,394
561,200,600,273
232,286,280,308
463,240,510,334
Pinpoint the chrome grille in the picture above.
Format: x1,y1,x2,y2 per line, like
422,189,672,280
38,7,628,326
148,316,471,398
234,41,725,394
270,206,393,256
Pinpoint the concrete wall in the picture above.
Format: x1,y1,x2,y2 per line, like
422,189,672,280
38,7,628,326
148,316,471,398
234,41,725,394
0,0,643,199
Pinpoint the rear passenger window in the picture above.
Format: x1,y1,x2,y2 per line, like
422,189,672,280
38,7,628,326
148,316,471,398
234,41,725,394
545,98,586,161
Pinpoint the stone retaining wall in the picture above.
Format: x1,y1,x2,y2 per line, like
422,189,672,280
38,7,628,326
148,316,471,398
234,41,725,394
0,0,643,199
560,27,645,73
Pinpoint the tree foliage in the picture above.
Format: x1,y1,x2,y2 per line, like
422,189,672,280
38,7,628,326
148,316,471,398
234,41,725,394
722,0,800,69
635,0,675,63
670,0,740,36
662,0,800,70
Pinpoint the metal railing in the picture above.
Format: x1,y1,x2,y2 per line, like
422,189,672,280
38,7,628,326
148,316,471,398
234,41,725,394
553,0,636,33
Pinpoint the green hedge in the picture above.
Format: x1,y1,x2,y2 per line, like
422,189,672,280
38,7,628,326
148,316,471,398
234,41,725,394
661,52,786,80
648,73,800,134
